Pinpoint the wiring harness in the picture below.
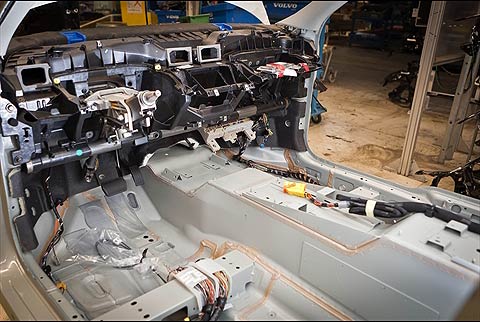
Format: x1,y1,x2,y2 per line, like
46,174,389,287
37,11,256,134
335,194,479,234
169,262,231,321
40,173,65,279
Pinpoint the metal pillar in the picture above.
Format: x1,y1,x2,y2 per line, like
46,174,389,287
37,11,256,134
186,1,201,16
398,1,446,176
438,47,480,162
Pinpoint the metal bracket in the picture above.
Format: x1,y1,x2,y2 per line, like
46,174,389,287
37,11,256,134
427,234,452,251
0,98,36,165
199,119,256,152
444,220,468,236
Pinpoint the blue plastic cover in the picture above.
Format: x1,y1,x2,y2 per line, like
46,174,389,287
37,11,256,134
213,23,233,32
60,31,87,44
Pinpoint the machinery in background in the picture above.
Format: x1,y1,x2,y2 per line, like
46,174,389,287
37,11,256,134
311,21,336,124
120,1,158,26
348,1,416,51
382,60,419,108
14,1,80,36
417,155,480,200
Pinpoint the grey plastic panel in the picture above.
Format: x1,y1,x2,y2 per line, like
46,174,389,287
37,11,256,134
94,279,197,321
299,241,439,320
245,194,377,249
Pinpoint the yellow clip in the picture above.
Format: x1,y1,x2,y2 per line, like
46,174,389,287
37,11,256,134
53,78,61,85
283,181,306,197
56,281,67,293
184,317,190,321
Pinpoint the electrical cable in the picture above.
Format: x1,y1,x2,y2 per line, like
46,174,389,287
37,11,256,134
233,133,251,160
434,66,457,91
238,157,319,185
210,271,229,321
335,194,480,234
440,65,461,76
40,170,65,279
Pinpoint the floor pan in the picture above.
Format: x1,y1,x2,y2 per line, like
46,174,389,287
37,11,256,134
34,146,478,321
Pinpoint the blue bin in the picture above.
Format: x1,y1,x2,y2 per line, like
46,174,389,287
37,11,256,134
201,3,261,24
155,10,184,23
263,1,310,23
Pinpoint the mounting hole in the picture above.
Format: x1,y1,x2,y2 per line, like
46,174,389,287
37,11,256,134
236,266,240,270
266,196,270,200
7,118,18,127
451,204,462,213
148,239,154,242
477,249,479,253
72,315,78,319
127,81,133,87
138,308,143,312
143,236,149,239
131,301,137,306
11,206,15,210
57,299,62,303
40,276,44,280
143,314,150,319
222,257,226,260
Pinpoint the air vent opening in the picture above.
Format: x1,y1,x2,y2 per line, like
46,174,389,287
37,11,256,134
167,48,192,66
21,67,47,86
198,45,221,63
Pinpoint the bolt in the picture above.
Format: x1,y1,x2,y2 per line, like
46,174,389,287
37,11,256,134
14,156,22,163
6,104,15,112
142,90,161,105
98,174,105,181
154,64,161,71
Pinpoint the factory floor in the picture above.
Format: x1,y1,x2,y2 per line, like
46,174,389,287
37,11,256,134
308,45,478,191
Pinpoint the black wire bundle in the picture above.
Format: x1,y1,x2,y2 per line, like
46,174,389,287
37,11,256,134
40,172,64,279
336,194,480,234
209,297,227,321
336,194,409,218
232,133,251,161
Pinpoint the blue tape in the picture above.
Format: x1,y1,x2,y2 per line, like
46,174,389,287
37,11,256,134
213,23,232,32
60,31,87,44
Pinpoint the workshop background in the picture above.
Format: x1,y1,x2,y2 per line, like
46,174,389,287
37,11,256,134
1,1,479,320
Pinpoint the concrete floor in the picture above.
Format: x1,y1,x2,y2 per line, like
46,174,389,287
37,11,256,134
0,306,7,321
308,45,478,190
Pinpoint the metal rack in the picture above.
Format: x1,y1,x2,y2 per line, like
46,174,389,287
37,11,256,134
398,1,480,176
